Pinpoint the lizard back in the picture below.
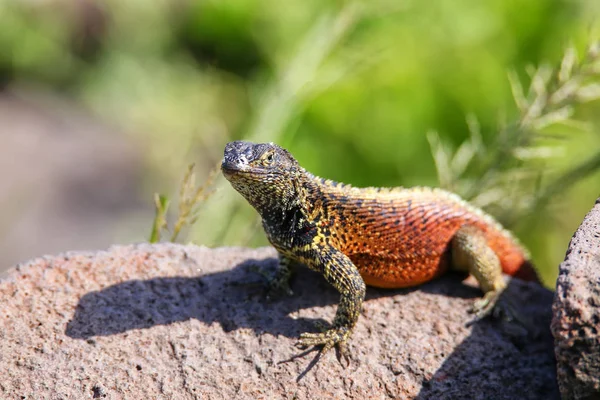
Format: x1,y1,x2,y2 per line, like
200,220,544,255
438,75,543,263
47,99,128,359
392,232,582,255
316,181,533,288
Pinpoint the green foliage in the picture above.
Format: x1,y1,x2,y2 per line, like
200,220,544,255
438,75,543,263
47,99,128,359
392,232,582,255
428,42,600,227
149,194,170,244
1,0,599,285
149,164,218,243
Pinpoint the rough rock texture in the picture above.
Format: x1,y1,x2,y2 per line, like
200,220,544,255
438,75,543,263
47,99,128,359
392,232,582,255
0,244,557,399
552,197,600,400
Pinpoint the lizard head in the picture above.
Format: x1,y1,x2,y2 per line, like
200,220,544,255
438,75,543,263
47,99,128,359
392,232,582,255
222,141,302,214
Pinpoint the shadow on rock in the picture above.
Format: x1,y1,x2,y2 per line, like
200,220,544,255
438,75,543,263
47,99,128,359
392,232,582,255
65,255,438,340
65,254,557,398
64,256,528,341
414,278,559,400
66,257,341,339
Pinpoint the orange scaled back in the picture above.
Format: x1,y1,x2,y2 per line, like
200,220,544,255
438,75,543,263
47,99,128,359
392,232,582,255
318,185,536,288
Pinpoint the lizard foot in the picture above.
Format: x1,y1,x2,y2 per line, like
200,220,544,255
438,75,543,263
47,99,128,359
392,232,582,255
248,264,293,299
469,289,536,336
265,277,293,300
296,326,351,366
469,289,503,321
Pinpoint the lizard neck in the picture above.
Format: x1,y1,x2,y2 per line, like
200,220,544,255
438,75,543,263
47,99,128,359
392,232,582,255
257,169,324,249
259,168,322,225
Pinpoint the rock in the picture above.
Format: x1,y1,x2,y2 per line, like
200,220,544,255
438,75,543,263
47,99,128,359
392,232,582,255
0,244,557,399
552,198,600,400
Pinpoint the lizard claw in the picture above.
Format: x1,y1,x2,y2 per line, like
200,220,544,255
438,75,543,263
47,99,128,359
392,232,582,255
248,264,293,299
468,290,537,337
469,289,502,322
296,326,352,367
265,278,294,300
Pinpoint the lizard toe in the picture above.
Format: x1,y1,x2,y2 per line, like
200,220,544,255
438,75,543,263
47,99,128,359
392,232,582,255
468,290,538,337
296,326,351,358
265,281,294,300
469,289,501,322
248,264,294,300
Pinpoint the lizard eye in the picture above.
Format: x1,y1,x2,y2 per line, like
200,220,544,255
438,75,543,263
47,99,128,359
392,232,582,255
264,152,274,165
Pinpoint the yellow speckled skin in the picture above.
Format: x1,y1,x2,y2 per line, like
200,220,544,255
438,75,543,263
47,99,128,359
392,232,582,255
222,141,537,362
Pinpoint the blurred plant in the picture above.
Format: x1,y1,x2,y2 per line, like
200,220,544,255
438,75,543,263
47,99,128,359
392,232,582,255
149,163,218,243
2,0,598,283
190,2,367,246
149,194,169,243
428,40,600,228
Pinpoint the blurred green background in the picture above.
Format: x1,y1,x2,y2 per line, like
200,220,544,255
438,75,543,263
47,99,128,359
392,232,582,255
0,0,599,286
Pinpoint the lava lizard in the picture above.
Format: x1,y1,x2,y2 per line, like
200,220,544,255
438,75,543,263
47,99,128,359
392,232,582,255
221,140,538,362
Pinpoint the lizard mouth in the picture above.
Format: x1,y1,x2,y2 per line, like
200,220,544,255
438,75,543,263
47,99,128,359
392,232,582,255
221,158,246,178
221,163,238,177
221,160,269,180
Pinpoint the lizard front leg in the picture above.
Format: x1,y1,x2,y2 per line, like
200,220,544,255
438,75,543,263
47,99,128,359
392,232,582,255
248,253,296,298
295,243,366,361
266,253,296,298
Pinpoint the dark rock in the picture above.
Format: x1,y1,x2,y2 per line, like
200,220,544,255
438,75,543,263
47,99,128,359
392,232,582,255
552,198,600,400
0,244,557,399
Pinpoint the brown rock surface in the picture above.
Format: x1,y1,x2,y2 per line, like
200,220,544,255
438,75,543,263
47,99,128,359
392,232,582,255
0,244,557,399
552,197,600,400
